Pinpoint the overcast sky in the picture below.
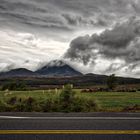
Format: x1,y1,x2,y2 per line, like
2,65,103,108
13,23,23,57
0,0,140,78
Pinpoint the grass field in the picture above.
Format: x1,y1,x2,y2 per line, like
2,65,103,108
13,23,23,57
0,90,140,112
76,91,140,111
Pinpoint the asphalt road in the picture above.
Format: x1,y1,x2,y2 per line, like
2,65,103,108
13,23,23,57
0,112,140,140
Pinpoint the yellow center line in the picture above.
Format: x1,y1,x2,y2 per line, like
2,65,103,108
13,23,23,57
0,130,140,135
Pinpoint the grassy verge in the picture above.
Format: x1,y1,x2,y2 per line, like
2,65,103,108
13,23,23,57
0,89,140,112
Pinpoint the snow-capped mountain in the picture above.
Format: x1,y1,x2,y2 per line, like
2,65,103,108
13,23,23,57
36,60,82,77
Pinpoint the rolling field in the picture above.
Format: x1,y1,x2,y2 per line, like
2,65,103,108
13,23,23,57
0,89,140,112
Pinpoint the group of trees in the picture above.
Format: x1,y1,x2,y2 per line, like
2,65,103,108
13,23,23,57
1,81,27,91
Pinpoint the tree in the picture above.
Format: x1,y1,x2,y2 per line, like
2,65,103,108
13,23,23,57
107,74,117,90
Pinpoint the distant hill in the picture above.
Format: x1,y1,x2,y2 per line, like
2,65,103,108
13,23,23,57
36,60,82,77
0,68,36,77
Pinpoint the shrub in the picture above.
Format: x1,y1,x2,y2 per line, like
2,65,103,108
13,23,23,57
59,84,75,112
71,95,101,112
41,98,53,112
0,100,6,112
85,98,101,112
23,97,36,112
0,100,13,112
71,97,85,112
7,96,17,105
41,97,60,112
14,97,37,112
14,103,25,112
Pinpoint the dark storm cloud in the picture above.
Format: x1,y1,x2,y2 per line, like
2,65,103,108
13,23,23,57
0,0,140,77
62,14,83,26
0,0,71,31
0,0,117,32
65,17,140,69
62,13,109,28
1,0,139,33
45,0,130,15
0,0,46,13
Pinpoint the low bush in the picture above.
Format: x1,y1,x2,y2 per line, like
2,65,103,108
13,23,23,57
0,100,13,112
7,96,17,105
41,97,60,112
71,97,85,112
123,104,140,112
85,98,101,112
59,84,75,112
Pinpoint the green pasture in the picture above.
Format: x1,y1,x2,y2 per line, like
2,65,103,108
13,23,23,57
76,91,140,111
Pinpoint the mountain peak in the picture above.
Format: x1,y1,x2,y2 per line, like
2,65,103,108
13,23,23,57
47,60,65,67
36,59,82,77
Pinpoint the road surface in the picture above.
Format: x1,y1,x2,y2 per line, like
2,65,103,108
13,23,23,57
0,112,140,140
